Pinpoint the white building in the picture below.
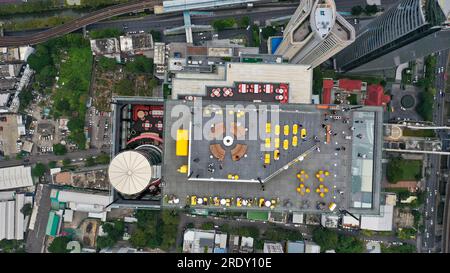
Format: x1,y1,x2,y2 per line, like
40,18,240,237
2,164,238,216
171,62,312,104
50,189,112,213
0,193,33,240
119,33,154,53
275,0,355,68
0,165,33,191
320,214,339,228
304,241,321,253
360,194,395,231
183,229,228,253
90,38,120,59
263,242,284,253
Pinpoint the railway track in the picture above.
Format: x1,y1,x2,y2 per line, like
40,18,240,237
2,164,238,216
0,0,162,47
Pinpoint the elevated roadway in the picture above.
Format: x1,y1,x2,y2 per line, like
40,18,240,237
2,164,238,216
0,0,162,47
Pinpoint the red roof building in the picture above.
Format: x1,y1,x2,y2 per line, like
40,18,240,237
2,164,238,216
364,84,390,106
322,79,334,104
338,78,362,92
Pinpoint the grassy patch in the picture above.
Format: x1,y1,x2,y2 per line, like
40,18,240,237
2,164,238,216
381,243,415,253
31,34,93,149
386,158,422,183
4,16,75,31
402,128,435,138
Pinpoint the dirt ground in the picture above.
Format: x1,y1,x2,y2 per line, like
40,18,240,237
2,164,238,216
78,219,99,247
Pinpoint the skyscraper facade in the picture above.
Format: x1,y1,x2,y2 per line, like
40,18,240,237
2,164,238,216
275,0,355,69
336,0,447,73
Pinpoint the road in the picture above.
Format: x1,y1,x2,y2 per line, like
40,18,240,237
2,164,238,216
25,184,51,253
0,148,109,168
421,49,449,253
0,0,162,46
1,0,403,46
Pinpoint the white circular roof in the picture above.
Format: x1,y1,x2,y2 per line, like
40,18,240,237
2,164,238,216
108,150,152,195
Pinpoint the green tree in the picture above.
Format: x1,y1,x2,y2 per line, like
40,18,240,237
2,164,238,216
261,26,277,40
85,156,96,167
201,222,215,230
48,236,70,253
125,56,154,74
20,203,33,216
53,143,67,155
365,4,378,14
212,18,236,31
336,235,364,253
48,161,57,168
62,158,71,166
95,153,110,164
97,56,117,71
89,28,124,39
96,236,115,249
239,16,251,28
312,227,338,252
35,65,56,87
129,228,148,248
69,131,86,150
32,163,47,177
351,5,363,16
386,157,404,183
150,30,162,42
114,78,134,96
0,239,24,253
28,45,52,72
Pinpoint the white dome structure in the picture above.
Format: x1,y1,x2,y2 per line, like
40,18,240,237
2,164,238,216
108,150,153,195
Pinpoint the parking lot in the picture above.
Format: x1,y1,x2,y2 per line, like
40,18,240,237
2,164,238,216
88,106,112,149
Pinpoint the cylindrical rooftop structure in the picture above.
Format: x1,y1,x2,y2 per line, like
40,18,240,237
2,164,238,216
108,150,159,195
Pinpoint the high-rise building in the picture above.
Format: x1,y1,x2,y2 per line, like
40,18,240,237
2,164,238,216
275,0,355,69
336,0,448,73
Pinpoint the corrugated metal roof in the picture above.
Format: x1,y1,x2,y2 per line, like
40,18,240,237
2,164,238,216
0,165,33,190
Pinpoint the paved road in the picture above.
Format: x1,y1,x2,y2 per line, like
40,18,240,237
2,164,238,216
25,184,51,253
86,6,299,33
422,49,449,253
0,0,162,46
0,148,109,168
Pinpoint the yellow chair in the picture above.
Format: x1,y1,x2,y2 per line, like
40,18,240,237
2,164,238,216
301,128,307,139
266,123,271,134
284,125,289,136
275,138,280,148
275,125,280,136
283,139,289,150
264,153,270,165
293,124,298,135
265,138,271,148
292,136,298,147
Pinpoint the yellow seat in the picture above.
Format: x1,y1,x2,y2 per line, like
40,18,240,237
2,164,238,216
264,153,270,164
284,125,289,136
274,138,280,148
266,123,271,134
274,149,280,160
228,174,233,179
301,128,307,139
292,136,298,147
191,196,197,206
275,125,280,136
293,124,298,135
265,138,271,148
283,139,289,150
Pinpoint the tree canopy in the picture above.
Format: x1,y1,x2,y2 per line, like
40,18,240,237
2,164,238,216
48,236,70,253
32,163,47,177
53,143,67,156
